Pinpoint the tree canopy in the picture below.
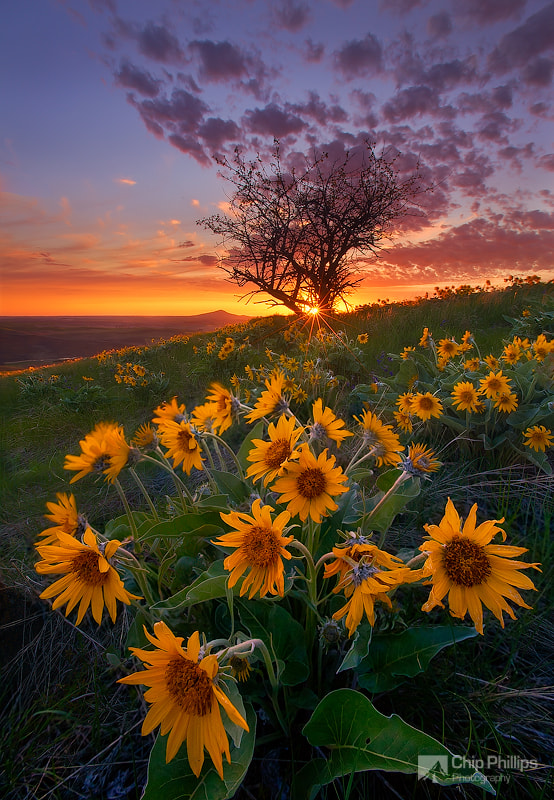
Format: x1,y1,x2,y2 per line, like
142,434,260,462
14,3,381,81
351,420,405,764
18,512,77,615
198,140,425,315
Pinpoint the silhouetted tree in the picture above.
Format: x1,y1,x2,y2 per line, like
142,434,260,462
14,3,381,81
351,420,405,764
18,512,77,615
198,140,424,315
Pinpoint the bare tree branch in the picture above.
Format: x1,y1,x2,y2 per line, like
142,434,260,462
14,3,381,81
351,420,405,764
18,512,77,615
197,139,425,315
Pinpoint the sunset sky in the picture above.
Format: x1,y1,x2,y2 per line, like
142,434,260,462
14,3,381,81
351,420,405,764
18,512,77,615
1,0,553,316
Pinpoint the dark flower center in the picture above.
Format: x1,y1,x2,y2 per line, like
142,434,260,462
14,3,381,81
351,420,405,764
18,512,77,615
442,536,492,587
165,657,213,716
296,467,326,499
72,551,109,586
265,439,292,469
242,525,282,566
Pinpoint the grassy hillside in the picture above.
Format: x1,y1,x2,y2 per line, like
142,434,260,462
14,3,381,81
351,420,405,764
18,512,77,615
1,279,553,800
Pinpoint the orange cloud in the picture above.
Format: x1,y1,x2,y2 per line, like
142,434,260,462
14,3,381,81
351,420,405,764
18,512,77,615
115,178,137,185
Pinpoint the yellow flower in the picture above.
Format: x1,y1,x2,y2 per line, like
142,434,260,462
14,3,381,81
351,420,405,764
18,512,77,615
245,370,290,423
159,420,204,474
437,338,460,360
401,443,441,475
419,327,432,348
484,354,500,370
118,624,248,774
393,409,413,432
533,334,554,362
216,499,293,598
493,391,518,413
325,544,416,636
131,423,158,449
153,397,186,426
229,655,252,682
357,333,369,344
246,414,303,486
354,409,403,467
410,392,443,421
463,357,480,372
461,330,473,344
190,402,219,433
272,444,349,523
36,528,140,624
523,425,554,452
37,492,86,546
400,346,416,359
396,392,414,413
451,381,480,413
205,383,236,434
310,398,353,448
502,343,521,364
419,498,540,635
64,423,131,484
478,370,512,399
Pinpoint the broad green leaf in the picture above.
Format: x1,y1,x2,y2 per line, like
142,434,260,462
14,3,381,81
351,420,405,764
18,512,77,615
365,476,420,533
356,626,478,692
142,703,256,800
152,560,233,610
238,601,309,686
137,510,225,543
198,494,234,510
236,420,265,471
210,469,251,504
298,689,494,797
336,624,372,673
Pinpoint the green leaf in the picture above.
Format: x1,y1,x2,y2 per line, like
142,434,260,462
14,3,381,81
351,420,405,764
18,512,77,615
298,689,494,797
142,703,256,800
152,560,233,610
137,510,225,544
210,470,251,504
336,624,372,673
366,476,420,533
238,601,309,686
237,420,265,471
356,626,478,693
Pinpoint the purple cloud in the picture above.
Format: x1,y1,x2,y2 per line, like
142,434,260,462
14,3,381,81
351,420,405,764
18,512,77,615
138,22,184,63
304,38,324,62
334,33,383,78
243,102,307,137
489,3,554,73
523,57,554,85
427,11,452,38
272,0,311,31
190,40,247,81
114,60,161,97
455,0,528,25
382,85,441,122
198,117,240,151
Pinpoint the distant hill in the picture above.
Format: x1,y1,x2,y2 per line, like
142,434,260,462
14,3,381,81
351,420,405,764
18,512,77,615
0,311,253,369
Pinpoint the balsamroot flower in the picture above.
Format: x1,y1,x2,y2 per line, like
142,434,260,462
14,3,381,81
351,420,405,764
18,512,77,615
523,425,554,452
478,371,512,399
354,409,403,467
419,498,540,634
35,528,140,624
309,398,353,448
451,381,480,413
216,499,293,598
152,397,187,426
245,370,290,422
325,543,418,636
401,443,441,476
245,414,303,486
205,383,238,434
158,419,204,474
272,444,349,523
118,624,248,775
64,422,131,484
37,492,86,546
410,392,443,422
